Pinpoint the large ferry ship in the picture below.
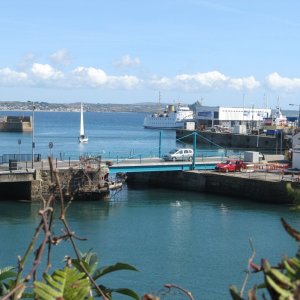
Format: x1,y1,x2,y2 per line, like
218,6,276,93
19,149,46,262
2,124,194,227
143,104,194,129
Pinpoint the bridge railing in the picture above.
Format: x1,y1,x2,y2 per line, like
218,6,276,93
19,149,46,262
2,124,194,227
0,153,42,164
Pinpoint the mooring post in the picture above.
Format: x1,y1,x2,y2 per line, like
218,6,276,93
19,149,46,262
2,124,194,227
192,131,197,170
159,130,162,158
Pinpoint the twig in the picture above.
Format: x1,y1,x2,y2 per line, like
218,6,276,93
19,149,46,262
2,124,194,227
4,156,109,300
164,283,195,300
240,238,256,297
48,156,108,299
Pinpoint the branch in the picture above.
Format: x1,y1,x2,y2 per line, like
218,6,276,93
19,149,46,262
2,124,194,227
48,156,108,299
164,283,195,300
240,238,256,297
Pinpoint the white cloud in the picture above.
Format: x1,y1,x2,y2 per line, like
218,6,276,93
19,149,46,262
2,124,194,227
72,66,141,89
149,76,174,89
176,71,228,88
72,67,108,87
31,63,64,81
2,62,291,95
50,49,71,66
150,71,260,92
229,76,260,90
0,67,29,85
150,71,228,91
113,55,140,68
108,75,141,89
266,72,300,90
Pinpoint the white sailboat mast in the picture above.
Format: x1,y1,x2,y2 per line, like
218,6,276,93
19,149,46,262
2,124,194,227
80,103,84,136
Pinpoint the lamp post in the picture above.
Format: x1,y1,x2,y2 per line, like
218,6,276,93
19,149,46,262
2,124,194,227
289,103,300,128
31,102,35,168
18,139,21,162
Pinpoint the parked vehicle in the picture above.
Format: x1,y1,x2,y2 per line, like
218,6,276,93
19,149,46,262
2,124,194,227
162,148,194,161
215,159,246,172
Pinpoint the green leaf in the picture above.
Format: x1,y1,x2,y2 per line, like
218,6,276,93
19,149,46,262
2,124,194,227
229,285,244,300
96,285,139,300
281,218,300,241
84,251,98,270
0,266,17,281
72,251,99,275
72,259,93,275
93,262,138,281
34,267,91,300
265,275,293,299
34,281,61,300
110,288,140,300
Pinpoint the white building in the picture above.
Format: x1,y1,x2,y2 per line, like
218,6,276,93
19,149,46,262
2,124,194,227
291,132,300,169
196,106,272,129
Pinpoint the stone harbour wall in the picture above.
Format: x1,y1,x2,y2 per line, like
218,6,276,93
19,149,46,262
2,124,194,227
126,170,297,204
176,130,288,150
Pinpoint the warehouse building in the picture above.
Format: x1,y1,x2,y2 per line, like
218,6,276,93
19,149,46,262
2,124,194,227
196,106,272,131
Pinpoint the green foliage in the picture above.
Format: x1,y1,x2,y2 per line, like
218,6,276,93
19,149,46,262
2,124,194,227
0,266,17,296
72,251,139,300
230,217,300,300
0,158,140,300
97,286,140,300
286,182,300,209
229,285,244,300
92,262,139,281
34,267,92,300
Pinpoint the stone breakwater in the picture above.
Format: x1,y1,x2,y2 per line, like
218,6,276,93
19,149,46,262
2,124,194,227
126,170,299,204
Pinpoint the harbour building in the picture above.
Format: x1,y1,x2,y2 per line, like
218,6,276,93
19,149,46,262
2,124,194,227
196,106,272,132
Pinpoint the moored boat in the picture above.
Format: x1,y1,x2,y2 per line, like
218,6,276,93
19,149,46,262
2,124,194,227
143,103,194,129
262,106,288,129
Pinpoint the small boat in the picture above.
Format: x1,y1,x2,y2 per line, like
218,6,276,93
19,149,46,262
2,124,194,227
262,106,288,129
79,103,88,143
143,103,194,129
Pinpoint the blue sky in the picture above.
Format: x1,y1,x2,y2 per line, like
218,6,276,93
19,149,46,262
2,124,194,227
1,0,300,109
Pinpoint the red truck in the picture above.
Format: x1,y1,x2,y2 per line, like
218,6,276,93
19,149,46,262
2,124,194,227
215,159,247,173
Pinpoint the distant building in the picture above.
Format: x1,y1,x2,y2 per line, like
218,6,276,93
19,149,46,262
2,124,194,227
196,106,272,129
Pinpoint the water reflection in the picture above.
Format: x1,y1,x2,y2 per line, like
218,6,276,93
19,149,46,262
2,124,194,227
219,203,229,214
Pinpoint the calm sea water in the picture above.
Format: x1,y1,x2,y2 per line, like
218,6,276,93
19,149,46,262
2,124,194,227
0,111,299,299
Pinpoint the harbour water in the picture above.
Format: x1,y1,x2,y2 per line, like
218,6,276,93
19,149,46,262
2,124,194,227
0,111,299,299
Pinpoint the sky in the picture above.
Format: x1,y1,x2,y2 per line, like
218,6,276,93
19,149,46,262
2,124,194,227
1,0,300,109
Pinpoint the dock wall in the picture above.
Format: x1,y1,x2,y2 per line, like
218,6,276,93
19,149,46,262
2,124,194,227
176,130,288,150
126,171,297,204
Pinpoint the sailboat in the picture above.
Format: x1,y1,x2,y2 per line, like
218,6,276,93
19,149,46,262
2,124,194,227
79,103,88,143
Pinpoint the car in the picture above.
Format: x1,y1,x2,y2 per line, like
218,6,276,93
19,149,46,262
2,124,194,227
215,159,246,172
162,148,194,161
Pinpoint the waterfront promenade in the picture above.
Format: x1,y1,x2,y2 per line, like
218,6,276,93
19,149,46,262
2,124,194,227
0,155,297,203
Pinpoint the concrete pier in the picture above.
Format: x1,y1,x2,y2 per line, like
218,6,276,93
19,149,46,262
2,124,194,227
126,170,298,204
0,157,298,204
0,158,116,201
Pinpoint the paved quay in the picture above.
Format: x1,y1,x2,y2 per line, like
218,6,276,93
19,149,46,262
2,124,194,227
0,156,298,204
126,168,300,204
194,169,299,183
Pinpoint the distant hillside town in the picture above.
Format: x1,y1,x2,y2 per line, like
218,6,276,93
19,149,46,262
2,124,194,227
0,101,296,118
0,101,153,113
0,101,201,113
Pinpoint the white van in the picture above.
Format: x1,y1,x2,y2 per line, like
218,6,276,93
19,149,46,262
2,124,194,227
162,148,194,161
